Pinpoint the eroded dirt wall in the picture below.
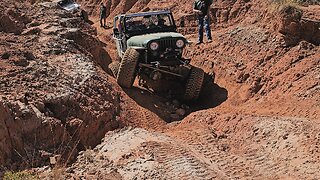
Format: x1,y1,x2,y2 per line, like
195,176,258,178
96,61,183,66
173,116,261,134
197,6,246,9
0,0,121,172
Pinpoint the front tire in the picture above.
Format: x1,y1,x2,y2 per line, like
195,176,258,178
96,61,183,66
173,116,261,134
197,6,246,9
116,48,140,88
108,61,120,78
184,66,205,101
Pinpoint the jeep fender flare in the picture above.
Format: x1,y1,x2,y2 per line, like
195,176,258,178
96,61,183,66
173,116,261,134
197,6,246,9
128,46,147,50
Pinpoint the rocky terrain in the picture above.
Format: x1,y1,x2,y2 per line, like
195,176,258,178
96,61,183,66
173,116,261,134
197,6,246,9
0,0,319,179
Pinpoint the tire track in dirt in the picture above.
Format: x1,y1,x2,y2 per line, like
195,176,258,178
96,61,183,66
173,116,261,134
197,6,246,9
144,141,222,180
167,116,320,179
243,151,287,178
71,128,227,179
244,117,320,179
140,109,166,130
169,129,264,179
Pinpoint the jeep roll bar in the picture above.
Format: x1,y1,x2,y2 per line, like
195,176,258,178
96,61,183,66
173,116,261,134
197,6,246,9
123,10,173,18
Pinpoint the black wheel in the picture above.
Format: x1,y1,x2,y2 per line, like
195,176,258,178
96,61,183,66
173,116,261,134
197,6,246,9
108,61,120,78
184,66,205,101
116,48,140,88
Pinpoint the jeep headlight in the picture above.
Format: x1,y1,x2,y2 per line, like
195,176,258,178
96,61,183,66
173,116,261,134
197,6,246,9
150,42,159,51
176,39,185,48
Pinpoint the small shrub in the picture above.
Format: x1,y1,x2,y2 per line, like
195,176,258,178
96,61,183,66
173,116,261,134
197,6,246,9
270,0,300,12
271,0,299,5
270,0,319,9
3,171,38,180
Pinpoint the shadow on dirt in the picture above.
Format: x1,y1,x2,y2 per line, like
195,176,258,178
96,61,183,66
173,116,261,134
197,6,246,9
189,79,228,113
123,74,228,122
123,86,172,121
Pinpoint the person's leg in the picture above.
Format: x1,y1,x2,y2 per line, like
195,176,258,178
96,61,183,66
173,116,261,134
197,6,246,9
103,17,106,27
100,17,103,27
204,16,212,41
198,16,204,44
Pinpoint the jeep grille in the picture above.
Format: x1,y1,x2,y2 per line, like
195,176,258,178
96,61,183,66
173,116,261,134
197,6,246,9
158,39,177,50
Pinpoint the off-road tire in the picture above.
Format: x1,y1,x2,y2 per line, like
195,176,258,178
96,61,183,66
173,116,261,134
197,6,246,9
108,61,120,78
117,48,140,88
184,66,205,101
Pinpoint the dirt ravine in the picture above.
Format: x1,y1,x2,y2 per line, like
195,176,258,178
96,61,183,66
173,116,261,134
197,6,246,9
1,0,320,179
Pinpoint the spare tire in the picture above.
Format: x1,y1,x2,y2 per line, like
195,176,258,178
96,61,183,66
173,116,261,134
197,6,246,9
184,66,205,101
117,48,140,88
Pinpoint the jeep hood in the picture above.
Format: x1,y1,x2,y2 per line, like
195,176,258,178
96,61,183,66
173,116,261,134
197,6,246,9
127,32,186,48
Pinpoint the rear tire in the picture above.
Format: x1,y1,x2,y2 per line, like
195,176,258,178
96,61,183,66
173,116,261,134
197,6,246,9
108,61,120,78
184,66,205,101
117,48,140,88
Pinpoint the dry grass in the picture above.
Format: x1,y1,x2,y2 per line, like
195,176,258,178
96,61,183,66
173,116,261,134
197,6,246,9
3,171,38,180
29,0,50,4
270,0,300,11
270,0,319,10
51,167,66,179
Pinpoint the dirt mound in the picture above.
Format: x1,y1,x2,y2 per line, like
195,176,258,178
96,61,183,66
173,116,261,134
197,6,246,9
49,127,220,179
0,1,120,175
53,113,320,179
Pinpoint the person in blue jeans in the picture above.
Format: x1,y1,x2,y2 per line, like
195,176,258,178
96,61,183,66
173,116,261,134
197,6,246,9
193,0,213,45
100,3,107,28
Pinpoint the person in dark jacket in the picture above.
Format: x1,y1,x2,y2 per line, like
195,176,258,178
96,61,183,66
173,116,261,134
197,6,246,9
100,3,107,28
193,0,212,44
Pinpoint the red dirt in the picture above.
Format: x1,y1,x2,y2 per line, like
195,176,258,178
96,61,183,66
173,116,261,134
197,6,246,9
1,0,319,179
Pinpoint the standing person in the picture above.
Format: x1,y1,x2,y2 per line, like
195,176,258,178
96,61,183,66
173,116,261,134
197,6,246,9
193,0,213,45
100,2,107,28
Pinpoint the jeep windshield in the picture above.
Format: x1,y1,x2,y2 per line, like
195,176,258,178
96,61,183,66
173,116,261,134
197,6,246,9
124,12,176,36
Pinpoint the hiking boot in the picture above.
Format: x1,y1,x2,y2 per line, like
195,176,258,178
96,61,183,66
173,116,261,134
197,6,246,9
196,41,203,45
208,39,212,43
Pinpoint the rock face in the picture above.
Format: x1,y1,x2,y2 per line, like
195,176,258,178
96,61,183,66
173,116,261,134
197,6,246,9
61,28,112,72
0,1,120,173
0,104,13,166
0,10,29,34
278,6,303,37
278,5,320,46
